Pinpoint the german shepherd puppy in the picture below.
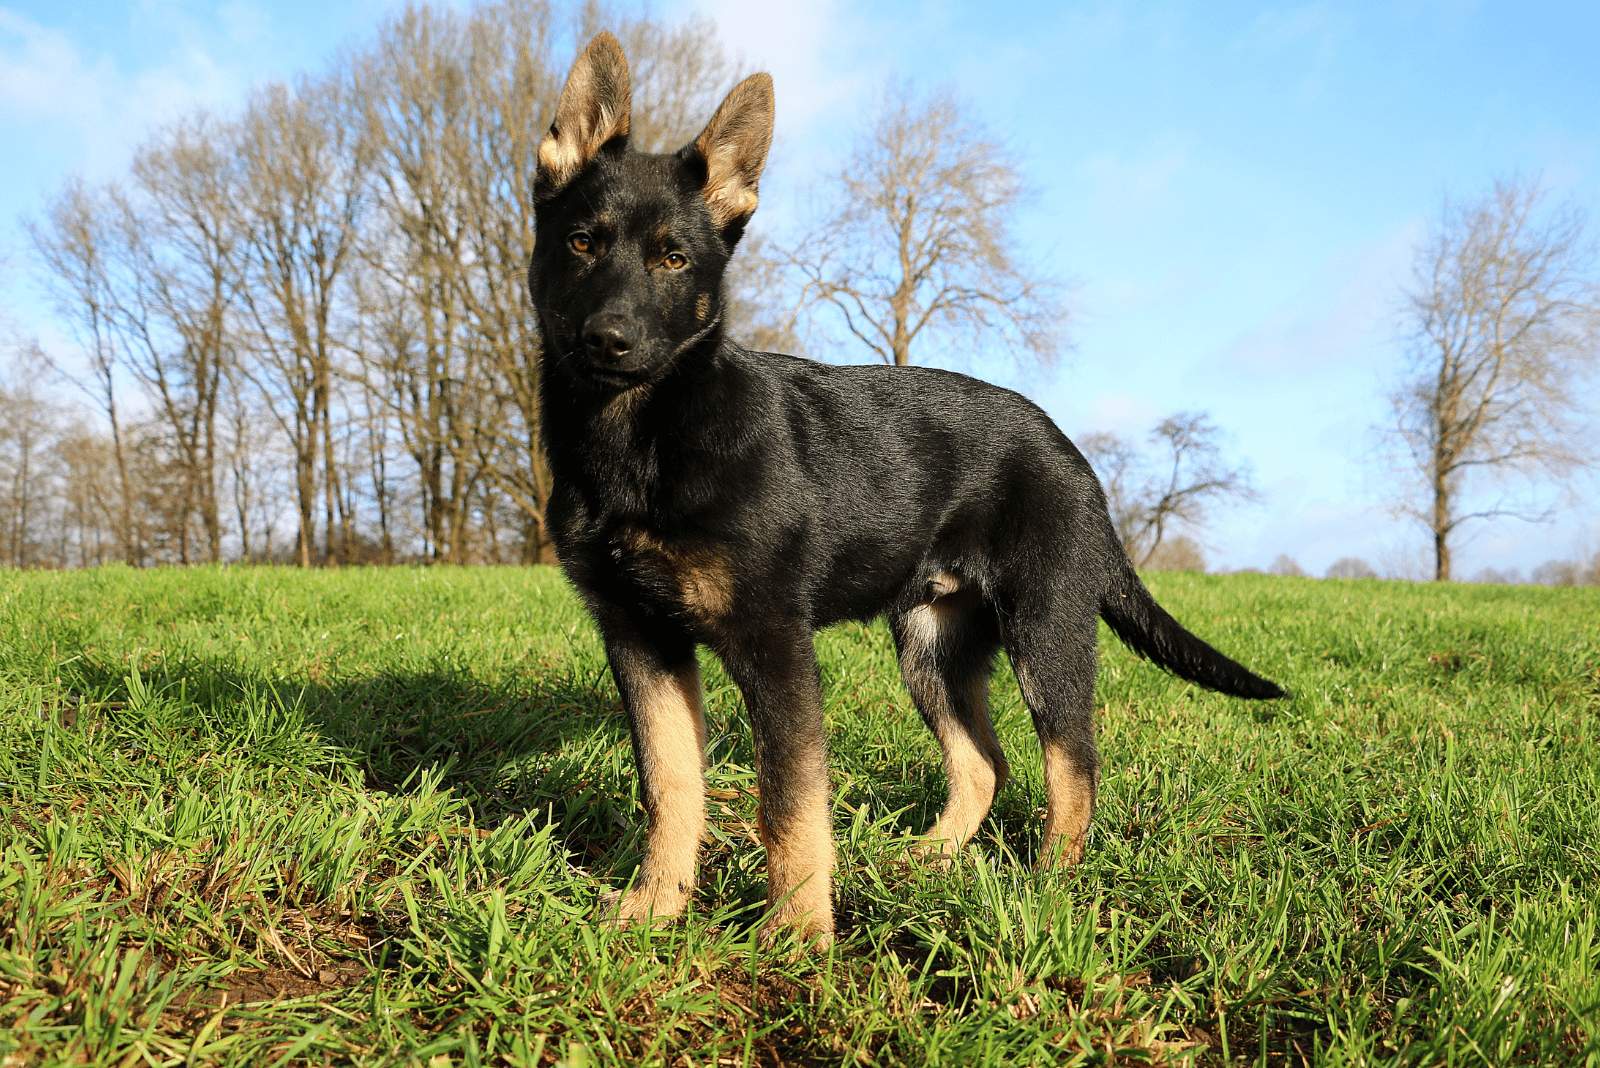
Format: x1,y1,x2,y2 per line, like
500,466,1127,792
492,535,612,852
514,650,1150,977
530,33,1286,948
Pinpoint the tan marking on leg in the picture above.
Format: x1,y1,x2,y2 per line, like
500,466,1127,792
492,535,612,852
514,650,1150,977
1040,739,1096,868
922,675,1009,857
756,766,835,950
969,673,1011,796
899,593,1007,861
606,661,708,924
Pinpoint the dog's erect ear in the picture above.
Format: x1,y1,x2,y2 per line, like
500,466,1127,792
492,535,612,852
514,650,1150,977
536,33,631,202
687,73,774,229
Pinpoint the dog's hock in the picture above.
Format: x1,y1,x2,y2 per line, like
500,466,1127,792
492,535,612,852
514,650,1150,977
537,33,632,201
690,73,774,229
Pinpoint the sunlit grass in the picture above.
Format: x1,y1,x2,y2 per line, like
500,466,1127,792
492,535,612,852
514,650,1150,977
2,565,1597,1065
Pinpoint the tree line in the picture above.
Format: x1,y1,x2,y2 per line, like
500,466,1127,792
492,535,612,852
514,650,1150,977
8,3,766,569
4,1,1595,579
5,0,1075,571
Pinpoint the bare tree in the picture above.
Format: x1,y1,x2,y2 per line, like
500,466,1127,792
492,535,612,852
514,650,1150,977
350,2,543,564
20,1,763,568
234,77,367,567
1325,557,1378,580
1144,534,1206,573
1471,565,1521,584
1388,177,1600,581
1078,412,1255,568
110,116,244,563
725,231,802,354
1530,559,1580,586
0,346,60,568
787,82,1064,368
1268,553,1306,577
220,361,281,561
346,2,745,564
54,429,120,567
27,182,145,564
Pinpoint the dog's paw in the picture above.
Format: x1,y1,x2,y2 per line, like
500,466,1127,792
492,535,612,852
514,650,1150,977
1035,831,1088,870
595,889,633,926
907,838,958,872
758,883,835,956
757,914,835,956
596,883,690,927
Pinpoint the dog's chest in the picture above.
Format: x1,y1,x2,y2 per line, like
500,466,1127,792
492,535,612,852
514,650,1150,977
610,525,735,627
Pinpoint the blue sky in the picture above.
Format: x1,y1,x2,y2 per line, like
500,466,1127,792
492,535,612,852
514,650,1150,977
3,0,1598,576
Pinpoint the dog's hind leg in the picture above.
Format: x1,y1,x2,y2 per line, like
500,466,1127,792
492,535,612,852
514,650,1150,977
718,627,835,949
1002,598,1101,867
892,586,1009,861
603,637,709,925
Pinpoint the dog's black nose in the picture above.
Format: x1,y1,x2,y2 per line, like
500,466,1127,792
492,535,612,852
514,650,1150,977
583,315,635,363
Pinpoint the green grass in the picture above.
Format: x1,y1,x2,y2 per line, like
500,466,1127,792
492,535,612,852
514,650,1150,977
1,564,1597,1066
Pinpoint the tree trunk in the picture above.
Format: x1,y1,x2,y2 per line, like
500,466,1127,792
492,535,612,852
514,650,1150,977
1431,461,1452,582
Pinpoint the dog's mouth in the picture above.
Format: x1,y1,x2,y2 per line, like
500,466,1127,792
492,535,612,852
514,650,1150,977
555,340,661,391
583,363,653,389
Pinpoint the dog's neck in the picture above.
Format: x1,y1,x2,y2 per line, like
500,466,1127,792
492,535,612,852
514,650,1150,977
539,338,751,520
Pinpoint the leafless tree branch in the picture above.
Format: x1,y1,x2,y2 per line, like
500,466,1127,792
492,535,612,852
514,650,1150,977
1385,176,1599,581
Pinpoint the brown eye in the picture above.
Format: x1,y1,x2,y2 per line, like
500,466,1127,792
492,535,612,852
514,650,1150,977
664,251,688,270
569,232,592,254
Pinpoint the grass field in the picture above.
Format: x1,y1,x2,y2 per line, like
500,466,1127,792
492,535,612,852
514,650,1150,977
1,564,1597,1066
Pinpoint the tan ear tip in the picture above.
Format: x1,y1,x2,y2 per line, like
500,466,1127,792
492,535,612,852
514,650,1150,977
584,31,628,68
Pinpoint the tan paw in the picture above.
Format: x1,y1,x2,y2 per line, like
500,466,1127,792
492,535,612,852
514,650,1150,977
1036,832,1087,870
908,833,960,871
596,883,689,926
757,912,835,955
758,880,835,955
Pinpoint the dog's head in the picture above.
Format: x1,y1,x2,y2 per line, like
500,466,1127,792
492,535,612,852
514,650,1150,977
530,33,773,390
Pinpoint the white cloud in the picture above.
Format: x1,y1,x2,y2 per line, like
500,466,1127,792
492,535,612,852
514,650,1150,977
1208,221,1419,378
218,0,270,47
0,4,250,178
677,0,861,137
0,9,118,127
1077,132,1195,227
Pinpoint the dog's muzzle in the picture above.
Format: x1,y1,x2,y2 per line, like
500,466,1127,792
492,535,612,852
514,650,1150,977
583,313,637,367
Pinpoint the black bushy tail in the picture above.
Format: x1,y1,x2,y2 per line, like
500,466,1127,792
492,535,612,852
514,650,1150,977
1099,563,1289,700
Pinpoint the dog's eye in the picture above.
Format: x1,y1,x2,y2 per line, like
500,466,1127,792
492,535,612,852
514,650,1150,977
569,232,593,254
664,251,689,270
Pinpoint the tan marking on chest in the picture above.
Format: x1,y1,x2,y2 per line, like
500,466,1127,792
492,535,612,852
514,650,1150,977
619,527,736,623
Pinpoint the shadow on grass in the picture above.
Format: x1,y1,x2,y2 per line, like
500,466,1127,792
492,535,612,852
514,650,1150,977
50,640,1069,897
58,649,641,864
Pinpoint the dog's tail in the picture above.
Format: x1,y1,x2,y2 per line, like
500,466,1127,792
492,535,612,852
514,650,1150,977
1098,561,1289,700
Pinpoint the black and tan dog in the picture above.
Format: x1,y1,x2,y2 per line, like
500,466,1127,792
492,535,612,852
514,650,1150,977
530,33,1286,948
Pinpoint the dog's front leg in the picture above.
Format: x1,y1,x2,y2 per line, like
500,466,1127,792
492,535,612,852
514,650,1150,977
601,638,709,925
720,629,835,950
